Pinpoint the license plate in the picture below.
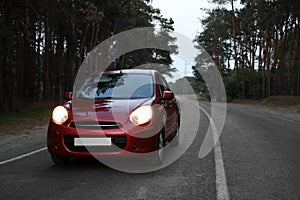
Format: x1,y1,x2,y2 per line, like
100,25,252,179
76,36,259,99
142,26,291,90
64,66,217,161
74,138,112,146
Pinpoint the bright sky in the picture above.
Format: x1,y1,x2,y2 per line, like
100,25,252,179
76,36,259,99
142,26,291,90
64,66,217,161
150,1,243,82
151,0,215,81
151,0,214,40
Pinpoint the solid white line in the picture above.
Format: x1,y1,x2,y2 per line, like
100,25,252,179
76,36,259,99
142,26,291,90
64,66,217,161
0,147,47,166
214,137,230,200
195,104,230,200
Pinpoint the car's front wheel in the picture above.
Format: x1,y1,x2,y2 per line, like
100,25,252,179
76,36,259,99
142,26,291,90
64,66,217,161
151,129,165,165
50,154,70,165
171,121,180,147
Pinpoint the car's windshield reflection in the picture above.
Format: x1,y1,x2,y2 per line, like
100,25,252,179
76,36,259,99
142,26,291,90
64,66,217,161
75,73,154,100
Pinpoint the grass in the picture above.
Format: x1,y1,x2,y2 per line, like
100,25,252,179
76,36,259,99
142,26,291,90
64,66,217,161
0,102,53,125
231,98,260,104
231,96,300,114
232,96,300,106
262,96,300,106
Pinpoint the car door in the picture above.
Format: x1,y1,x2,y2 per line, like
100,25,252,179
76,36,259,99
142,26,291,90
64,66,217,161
156,74,177,139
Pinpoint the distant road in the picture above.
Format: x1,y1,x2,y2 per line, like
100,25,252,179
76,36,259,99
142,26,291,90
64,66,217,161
0,99,299,199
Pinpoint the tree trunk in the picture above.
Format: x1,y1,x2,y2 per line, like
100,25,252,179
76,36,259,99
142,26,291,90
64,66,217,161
80,24,89,64
23,0,34,102
297,25,300,96
43,12,51,100
230,0,240,98
272,32,279,96
250,35,256,98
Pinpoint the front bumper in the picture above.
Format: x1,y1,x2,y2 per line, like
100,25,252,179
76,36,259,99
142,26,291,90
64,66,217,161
47,121,159,158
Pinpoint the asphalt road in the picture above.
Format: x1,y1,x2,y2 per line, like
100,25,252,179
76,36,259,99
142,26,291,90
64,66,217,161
0,98,299,200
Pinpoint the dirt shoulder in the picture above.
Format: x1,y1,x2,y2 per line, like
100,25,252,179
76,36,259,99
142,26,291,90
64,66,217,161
235,103,300,114
257,104,300,114
232,96,300,114
0,117,49,136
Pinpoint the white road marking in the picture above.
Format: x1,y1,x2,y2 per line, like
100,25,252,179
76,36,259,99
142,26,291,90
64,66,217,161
214,136,230,200
0,147,47,166
195,104,230,200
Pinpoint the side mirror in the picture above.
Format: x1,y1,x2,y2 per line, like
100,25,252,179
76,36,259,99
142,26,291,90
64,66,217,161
64,92,72,100
162,91,174,100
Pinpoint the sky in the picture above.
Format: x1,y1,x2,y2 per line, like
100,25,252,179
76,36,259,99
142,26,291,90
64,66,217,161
151,0,214,40
150,1,243,82
151,0,215,81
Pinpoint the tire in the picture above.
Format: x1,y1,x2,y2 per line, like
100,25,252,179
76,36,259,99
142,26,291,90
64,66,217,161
171,121,180,147
50,153,70,165
151,129,165,165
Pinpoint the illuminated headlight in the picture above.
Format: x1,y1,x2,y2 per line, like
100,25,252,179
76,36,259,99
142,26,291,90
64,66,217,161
130,106,152,125
52,106,69,125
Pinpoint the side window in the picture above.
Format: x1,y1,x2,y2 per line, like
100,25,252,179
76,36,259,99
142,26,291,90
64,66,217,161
156,74,169,97
156,74,164,97
160,75,171,91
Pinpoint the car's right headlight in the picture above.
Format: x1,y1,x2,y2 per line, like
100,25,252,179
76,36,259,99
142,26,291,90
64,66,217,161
130,106,152,125
52,106,68,125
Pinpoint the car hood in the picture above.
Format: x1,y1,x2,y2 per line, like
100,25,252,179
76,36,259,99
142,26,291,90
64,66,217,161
68,98,153,122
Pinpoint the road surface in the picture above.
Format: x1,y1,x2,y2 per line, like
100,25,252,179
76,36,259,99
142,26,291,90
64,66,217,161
0,99,299,199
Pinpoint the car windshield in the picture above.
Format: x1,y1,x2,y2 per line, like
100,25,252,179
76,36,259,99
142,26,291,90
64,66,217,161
75,73,154,99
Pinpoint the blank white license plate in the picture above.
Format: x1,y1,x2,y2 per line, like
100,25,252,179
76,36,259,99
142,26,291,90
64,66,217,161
74,138,112,146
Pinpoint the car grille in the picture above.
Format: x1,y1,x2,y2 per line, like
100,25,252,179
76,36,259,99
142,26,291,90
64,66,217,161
64,135,127,153
69,121,122,129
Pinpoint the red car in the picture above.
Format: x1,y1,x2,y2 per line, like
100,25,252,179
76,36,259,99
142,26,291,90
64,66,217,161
47,69,180,165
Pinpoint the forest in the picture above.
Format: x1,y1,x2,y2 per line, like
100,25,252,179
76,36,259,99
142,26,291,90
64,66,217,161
0,0,175,113
194,0,300,100
1,0,300,113
0,0,174,113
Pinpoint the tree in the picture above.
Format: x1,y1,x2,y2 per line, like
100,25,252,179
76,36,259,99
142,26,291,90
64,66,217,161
195,0,300,100
0,0,176,113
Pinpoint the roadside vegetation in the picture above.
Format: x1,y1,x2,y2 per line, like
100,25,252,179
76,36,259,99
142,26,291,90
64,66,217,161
233,95,300,106
232,96,300,113
0,101,53,135
193,0,300,101
0,102,52,125
0,0,176,114
1,0,299,119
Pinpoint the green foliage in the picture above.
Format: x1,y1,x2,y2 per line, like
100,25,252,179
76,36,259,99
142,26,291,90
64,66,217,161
0,102,52,125
169,76,201,95
263,96,300,106
0,0,176,113
195,0,300,100
223,71,238,101
232,95,300,108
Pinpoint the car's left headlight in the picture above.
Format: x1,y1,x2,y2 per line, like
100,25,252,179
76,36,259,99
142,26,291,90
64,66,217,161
130,106,152,125
52,106,69,125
